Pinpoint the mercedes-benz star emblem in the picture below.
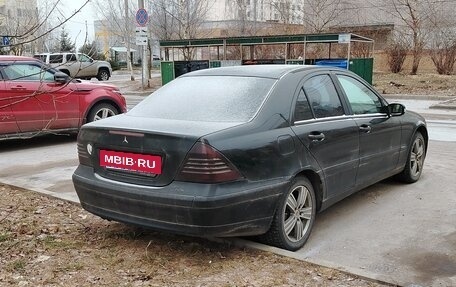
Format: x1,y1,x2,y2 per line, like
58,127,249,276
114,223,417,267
122,136,128,144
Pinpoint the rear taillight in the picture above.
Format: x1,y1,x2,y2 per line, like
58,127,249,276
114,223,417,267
77,142,93,167
176,142,242,183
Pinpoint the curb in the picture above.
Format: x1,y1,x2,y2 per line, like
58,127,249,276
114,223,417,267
430,104,456,110
219,238,400,287
382,94,456,111
382,94,455,101
123,92,152,97
419,113,456,121
430,97,456,110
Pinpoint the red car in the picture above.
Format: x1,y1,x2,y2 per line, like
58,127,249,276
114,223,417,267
0,56,127,140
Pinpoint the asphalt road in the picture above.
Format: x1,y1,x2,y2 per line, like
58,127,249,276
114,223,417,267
1,94,455,287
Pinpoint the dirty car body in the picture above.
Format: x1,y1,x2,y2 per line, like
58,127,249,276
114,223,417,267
73,65,428,251
0,56,127,140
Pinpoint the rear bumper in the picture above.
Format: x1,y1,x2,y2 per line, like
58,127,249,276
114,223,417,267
72,165,288,237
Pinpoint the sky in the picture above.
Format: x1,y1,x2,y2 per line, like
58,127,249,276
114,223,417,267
60,0,96,49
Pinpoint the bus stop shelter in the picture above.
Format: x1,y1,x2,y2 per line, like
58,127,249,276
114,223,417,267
159,33,374,85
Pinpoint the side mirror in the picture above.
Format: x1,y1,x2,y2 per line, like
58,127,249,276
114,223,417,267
54,71,70,84
389,103,405,117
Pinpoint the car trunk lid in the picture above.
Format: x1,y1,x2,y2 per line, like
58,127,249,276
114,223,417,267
79,114,241,186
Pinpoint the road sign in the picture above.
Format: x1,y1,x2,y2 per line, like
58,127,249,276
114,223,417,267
135,27,148,46
136,37,148,46
2,36,10,46
338,34,351,44
135,27,148,36
136,8,149,26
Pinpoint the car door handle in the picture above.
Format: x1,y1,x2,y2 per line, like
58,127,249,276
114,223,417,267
11,86,27,91
308,132,325,142
359,124,372,133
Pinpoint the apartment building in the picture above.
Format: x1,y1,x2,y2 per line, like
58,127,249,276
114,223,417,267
0,0,38,54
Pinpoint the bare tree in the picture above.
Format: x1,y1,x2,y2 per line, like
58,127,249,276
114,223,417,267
270,0,294,24
150,0,176,40
0,0,90,55
385,37,409,73
150,0,178,60
223,0,272,37
151,0,210,60
427,2,456,75
300,0,345,33
0,1,39,55
388,0,432,75
430,36,456,75
234,0,250,35
92,0,137,80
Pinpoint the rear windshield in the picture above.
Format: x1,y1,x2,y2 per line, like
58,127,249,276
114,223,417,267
128,76,276,122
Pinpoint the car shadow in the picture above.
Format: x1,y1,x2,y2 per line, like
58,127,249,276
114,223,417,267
0,134,77,152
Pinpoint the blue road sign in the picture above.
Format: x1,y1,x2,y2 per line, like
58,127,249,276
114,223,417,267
2,36,10,46
136,9,148,26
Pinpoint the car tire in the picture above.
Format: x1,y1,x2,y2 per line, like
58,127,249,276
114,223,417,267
259,176,316,251
97,68,110,81
397,132,426,183
87,103,118,123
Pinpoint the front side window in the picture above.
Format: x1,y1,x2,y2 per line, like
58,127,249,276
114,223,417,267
337,75,383,114
66,54,77,62
303,75,344,118
78,54,92,62
3,64,54,81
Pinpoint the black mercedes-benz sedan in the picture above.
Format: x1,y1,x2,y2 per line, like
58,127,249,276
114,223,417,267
73,65,427,251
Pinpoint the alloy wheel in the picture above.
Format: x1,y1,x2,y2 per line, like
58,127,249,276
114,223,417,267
283,185,313,242
410,136,425,177
93,108,116,121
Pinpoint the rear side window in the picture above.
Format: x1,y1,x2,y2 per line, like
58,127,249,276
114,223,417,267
49,55,63,63
294,87,313,121
303,75,344,118
129,76,276,122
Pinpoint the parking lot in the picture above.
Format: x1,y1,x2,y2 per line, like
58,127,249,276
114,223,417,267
1,76,455,287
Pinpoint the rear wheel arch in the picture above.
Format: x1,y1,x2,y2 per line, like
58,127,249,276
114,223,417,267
258,174,318,250
295,169,324,212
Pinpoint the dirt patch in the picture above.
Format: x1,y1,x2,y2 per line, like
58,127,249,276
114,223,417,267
0,184,390,287
373,72,456,97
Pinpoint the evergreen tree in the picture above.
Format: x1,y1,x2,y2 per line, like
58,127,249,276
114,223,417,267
78,41,106,60
58,27,75,52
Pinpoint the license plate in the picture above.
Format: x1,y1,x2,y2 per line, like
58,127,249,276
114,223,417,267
99,150,162,174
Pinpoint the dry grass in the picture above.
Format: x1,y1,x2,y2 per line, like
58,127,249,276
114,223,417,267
0,184,390,287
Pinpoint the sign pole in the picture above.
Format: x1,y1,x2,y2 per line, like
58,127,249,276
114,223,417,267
138,0,149,89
